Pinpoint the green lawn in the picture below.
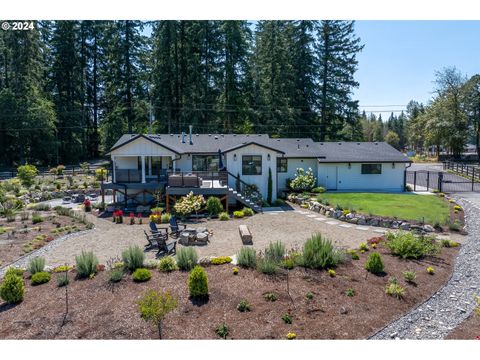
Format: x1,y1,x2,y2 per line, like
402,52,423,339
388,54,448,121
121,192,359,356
315,192,450,225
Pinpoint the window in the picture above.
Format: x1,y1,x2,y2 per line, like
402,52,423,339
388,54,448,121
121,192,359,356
361,163,382,174
277,158,287,173
242,155,262,175
192,155,219,171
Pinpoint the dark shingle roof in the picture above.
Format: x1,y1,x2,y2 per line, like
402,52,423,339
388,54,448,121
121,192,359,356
316,142,410,163
109,134,410,163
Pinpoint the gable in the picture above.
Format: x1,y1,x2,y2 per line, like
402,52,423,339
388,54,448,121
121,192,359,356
109,135,178,157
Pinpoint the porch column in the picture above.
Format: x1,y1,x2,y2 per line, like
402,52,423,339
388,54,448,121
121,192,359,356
141,156,146,183
112,156,116,183
172,156,176,174
148,156,152,176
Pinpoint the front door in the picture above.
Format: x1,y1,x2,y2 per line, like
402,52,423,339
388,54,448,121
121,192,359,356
326,166,338,190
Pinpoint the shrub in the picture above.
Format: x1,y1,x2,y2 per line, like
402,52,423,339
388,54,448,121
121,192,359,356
215,323,229,339
237,299,251,312
264,292,278,302
265,241,285,263
188,266,208,298
454,205,462,211
32,214,44,224
75,251,99,279
290,167,316,191
17,164,38,187
403,270,417,283
57,273,69,287
447,220,462,232
138,289,178,339
174,192,205,217
257,258,277,275
359,243,369,252
132,268,152,282
233,210,244,218
242,207,254,216
31,271,51,285
306,292,314,300
206,197,223,216
53,265,72,273
364,252,384,274
282,312,293,324
441,238,451,247
386,231,440,259
449,241,459,247
176,247,198,271
328,269,336,277
160,213,171,223
28,257,45,275
301,233,344,269
281,258,295,270
348,250,360,260
311,186,326,193
236,247,256,268
232,267,239,275
385,282,405,299
0,273,24,304
122,245,145,271
157,256,178,272
426,266,435,275
286,332,297,340
5,267,25,277
219,212,230,221
345,288,355,297
210,256,232,265
95,168,107,181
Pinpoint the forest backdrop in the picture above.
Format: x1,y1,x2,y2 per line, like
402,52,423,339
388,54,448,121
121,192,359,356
0,20,479,166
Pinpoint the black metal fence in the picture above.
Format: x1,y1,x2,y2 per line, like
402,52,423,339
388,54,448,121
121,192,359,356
407,168,480,193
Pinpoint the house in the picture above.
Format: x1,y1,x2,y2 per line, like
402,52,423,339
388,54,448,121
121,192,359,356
102,129,411,212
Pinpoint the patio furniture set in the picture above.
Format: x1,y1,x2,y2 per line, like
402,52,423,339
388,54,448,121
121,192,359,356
143,216,211,257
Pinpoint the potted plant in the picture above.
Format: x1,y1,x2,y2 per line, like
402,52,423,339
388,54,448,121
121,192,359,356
83,199,91,212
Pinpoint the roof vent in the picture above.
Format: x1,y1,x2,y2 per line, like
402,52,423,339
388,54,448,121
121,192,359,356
208,134,212,137
181,132,186,143
214,136,218,140
221,134,224,137
297,144,300,150
196,134,199,136
357,142,360,145
233,134,237,137
320,143,324,145
296,139,300,142
246,134,249,137
338,142,342,145
306,144,309,147
277,139,280,141
375,142,378,145
170,134,173,136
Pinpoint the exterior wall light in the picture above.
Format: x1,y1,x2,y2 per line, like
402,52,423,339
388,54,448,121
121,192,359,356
234,154,237,161
392,162,395,169
267,153,271,161
348,163,351,169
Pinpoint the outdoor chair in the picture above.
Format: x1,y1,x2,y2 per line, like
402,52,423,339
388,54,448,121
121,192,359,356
149,221,168,234
144,229,168,249
169,215,187,238
143,230,176,257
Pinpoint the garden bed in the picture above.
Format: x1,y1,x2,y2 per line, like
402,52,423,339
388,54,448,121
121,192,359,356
446,313,480,339
0,244,458,339
0,211,90,267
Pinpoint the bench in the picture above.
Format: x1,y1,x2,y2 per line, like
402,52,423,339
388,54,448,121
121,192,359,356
239,225,252,245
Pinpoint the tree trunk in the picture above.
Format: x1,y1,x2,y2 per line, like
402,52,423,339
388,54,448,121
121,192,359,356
157,322,162,339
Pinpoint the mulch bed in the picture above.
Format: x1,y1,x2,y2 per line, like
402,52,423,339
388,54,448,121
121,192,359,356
446,313,480,340
0,213,88,266
0,244,458,339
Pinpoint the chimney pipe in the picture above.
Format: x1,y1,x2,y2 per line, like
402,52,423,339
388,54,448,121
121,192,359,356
189,125,193,145
181,131,185,143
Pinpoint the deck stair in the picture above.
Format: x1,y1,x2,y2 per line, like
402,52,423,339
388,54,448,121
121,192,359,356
226,171,263,213
227,187,262,213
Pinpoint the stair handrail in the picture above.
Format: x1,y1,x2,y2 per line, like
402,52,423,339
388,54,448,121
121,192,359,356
226,171,263,207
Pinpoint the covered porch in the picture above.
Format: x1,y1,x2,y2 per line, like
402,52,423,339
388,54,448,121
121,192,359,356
112,155,178,184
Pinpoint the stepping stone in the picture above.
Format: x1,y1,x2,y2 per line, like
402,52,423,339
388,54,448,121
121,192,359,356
306,214,317,218
314,217,326,221
373,229,386,234
298,211,310,214
356,226,370,231
326,221,340,225
266,212,279,215
339,224,352,228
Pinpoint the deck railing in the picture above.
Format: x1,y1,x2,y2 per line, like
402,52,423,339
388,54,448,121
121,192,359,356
167,171,228,188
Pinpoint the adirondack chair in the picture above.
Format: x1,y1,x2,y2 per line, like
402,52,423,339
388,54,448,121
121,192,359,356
143,230,177,257
169,216,187,238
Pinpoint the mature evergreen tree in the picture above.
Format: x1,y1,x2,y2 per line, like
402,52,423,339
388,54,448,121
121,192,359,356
315,20,363,141
462,74,480,158
0,24,56,166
